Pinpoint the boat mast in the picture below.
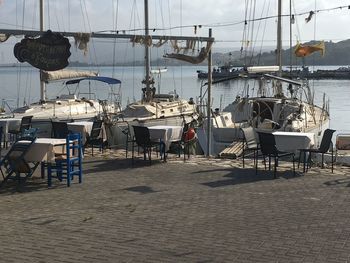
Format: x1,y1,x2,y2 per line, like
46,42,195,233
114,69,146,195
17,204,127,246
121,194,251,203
39,0,46,102
143,0,152,102
276,0,282,76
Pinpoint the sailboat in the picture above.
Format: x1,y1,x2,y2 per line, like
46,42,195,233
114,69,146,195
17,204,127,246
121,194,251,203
197,0,330,156
0,0,122,137
0,0,213,144
104,0,207,148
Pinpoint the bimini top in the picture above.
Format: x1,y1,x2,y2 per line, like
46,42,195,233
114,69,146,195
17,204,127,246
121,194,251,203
65,76,121,85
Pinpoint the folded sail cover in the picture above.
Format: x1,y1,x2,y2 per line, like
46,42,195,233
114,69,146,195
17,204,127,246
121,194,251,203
41,69,98,82
164,42,213,64
294,41,325,57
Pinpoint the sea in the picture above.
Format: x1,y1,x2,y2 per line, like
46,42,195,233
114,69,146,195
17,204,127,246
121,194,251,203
1,65,350,135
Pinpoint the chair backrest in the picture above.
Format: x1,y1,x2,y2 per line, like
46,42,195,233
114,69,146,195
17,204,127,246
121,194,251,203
318,129,336,153
51,121,69,138
90,120,103,139
132,126,151,146
20,115,33,132
257,132,278,155
66,133,82,161
20,127,38,140
241,127,259,149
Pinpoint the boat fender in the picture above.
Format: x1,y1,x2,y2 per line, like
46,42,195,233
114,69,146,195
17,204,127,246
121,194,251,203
184,128,196,142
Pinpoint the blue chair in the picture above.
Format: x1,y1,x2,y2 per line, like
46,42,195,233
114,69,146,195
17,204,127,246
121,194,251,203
47,133,82,187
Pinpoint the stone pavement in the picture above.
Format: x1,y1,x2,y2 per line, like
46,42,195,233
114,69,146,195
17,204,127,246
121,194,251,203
1,150,350,262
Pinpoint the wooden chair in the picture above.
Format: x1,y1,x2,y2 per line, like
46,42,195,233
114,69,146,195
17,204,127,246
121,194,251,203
298,129,336,173
256,132,295,179
47,133,82,187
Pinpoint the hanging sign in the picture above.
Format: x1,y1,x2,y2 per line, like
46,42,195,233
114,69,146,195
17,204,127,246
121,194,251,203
13,30,71,71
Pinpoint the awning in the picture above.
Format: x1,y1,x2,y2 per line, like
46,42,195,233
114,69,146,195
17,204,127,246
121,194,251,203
65,76,121,85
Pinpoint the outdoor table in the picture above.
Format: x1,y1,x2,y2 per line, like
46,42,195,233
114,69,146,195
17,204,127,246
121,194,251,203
22,138,67,162
68,121,106,144
148,125,183,160
272,131,315,153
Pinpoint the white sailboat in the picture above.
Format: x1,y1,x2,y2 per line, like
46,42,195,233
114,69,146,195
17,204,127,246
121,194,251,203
197,1,330,156
0,0,214,145
0,0,122,137
105,0,211,148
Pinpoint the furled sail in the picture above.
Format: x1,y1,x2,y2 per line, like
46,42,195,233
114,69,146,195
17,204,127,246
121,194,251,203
294,41,325,57
41,69,98,82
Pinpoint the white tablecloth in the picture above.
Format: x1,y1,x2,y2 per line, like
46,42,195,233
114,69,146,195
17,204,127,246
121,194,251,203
22,138,67,162
68,121,106,144
148,125,183,152
272,131,315,152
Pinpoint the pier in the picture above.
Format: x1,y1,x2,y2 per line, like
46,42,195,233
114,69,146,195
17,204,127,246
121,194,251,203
1,150,350,262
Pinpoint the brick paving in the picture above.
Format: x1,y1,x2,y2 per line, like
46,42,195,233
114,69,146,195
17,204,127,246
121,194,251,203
1,151,350,262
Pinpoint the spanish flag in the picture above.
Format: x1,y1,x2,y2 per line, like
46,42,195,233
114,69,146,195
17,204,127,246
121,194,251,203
294,41,325,57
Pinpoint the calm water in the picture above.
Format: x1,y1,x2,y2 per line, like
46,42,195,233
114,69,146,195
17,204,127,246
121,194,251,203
1,65,350,134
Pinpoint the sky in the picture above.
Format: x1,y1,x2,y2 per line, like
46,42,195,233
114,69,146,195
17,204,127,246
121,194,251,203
0,0,350,63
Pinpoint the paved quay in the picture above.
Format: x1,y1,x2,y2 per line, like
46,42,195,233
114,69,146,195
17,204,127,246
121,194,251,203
1,150,350,263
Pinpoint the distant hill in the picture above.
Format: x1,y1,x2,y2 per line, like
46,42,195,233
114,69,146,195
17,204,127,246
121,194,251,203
228,40,350,66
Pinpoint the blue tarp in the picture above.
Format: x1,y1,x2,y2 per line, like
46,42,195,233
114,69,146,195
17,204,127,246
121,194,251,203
65,76,121,85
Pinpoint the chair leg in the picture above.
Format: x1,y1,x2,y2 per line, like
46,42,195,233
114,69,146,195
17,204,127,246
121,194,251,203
47,163,52,187
242,148,245,168
131,141,135,164
331,148,334,173
273,156,277,179
41,162,45,179
293,155,295,176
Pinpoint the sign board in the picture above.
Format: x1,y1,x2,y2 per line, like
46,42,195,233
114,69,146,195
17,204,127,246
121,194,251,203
14,30,71,71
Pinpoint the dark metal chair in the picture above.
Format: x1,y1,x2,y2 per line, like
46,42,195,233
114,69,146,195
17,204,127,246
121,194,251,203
0,137,38,186
8,115,33,141
256,132,295,179
121,122,136,158
19,127,39,140
132,126,164,165
176,123,197,161
298,129,336,173
51,121,70,139
0,126,3,157
47,133,82,187
84,120,104,156
241,127,260,168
